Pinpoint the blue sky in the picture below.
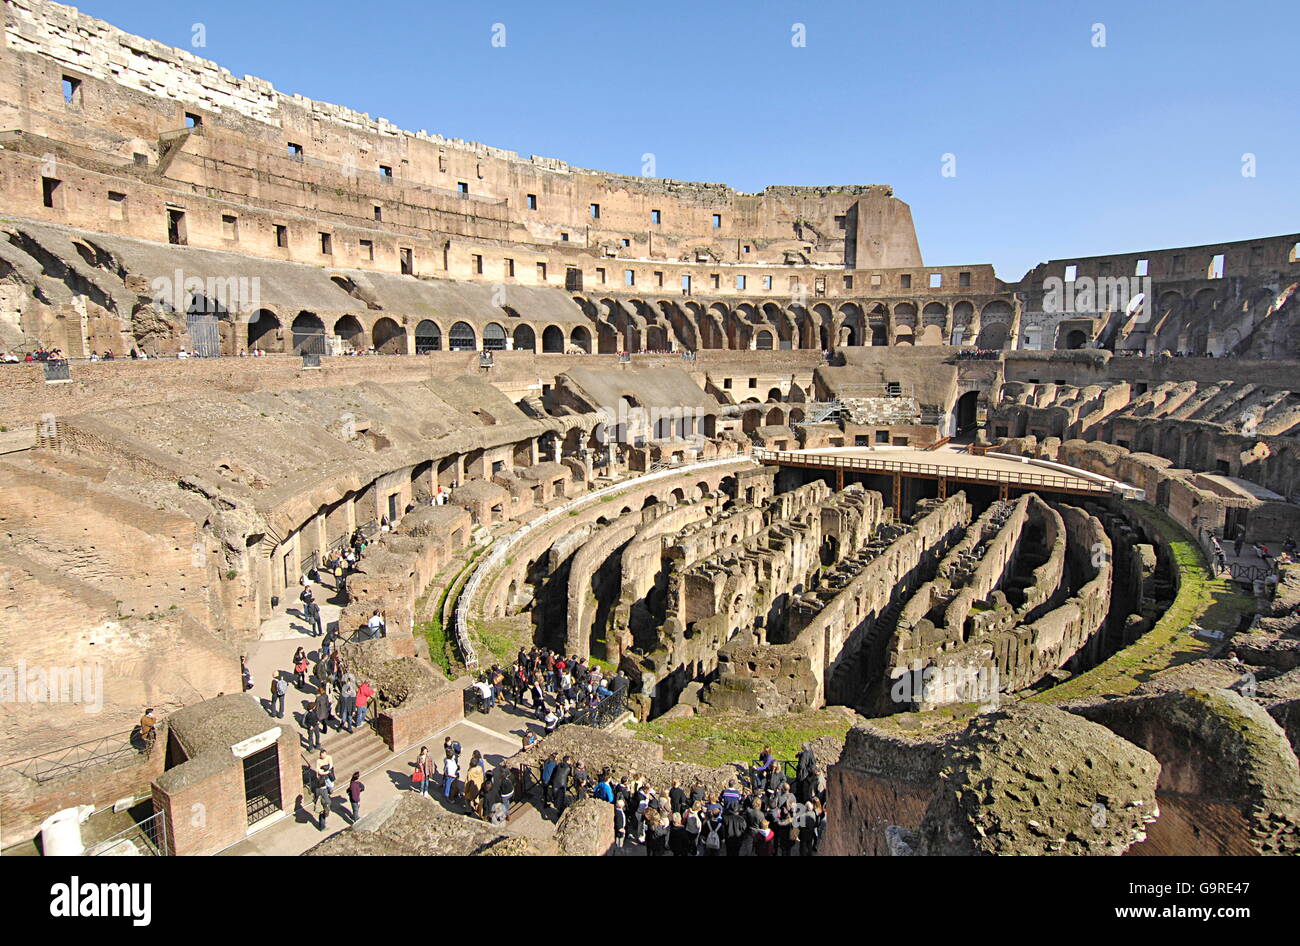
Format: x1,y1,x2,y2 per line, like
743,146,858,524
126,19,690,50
76,0,1298,280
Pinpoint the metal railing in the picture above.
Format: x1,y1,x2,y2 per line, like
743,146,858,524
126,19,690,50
752,448,1113,494
454,456,754,671
570,689,626,728
88,809,169,856
2,728,153,783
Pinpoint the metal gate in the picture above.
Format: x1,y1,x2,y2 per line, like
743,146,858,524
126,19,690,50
185,311,221,357
242,745,282,827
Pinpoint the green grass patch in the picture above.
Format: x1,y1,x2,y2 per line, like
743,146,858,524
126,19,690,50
631,709,855,768
1033,501,1255,704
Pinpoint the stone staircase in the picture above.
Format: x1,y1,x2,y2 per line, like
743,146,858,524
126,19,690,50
307,723,392,784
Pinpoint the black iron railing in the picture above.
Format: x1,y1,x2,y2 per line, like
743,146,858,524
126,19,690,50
3,728,153,783
570,689,626,728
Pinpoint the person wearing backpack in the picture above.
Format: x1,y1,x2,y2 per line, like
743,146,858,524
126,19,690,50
701,812,723,855
270,674,287,719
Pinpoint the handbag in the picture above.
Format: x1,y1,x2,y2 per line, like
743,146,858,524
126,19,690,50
412,765,424,782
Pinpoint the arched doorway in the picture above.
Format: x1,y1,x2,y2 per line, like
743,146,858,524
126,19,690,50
291,311,325,355
247,309,279,351
512,324,536,352
542,325,565,353
1064,329,1088,349
373,317,406,354
755,330,774,350
570,325,592,353
955,391,979,433
335,315,365,353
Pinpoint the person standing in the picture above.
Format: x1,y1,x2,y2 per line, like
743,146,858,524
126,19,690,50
314,775,332,831
355,680,375,728
269,674,287,719
347,772,364,823
443,752,459,800
313,687,332,735
412,746,432,796
550,755,572,813
340,671,358,733
293,647,309,688
305,598,322,637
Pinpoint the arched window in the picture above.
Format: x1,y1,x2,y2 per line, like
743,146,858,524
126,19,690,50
755,330,774,350
542,325,565,353
449,321,477,351
570,325,592,353
483,322,507,351
415,320,441,353
248,309,280,351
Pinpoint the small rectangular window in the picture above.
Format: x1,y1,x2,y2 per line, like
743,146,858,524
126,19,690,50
222,214,238,241
374,205,382,221
1134,258,1148,276
712,214,722,228
621,238,630,247
107,191,127,221
763,275,773,290
359,239,374,260
41,176,61,209
929,273,942,288
900,274,912,289
560,232,570,242
400,247,413,275
379,164,393,178
458,182,469,196
1208,254,1225,279
1064,264,1077,282
748,378,757,388
275,224,288,248
472,254,484,274
723,378,732,389
62,75,81,104
681,274,691,293
742,245,750,254
834,215,846,229
167,208,187,245
590,203,600,219
958,271,970,287
537,262,548,280
287,142,303,159
596,267,606,284
870,274,882,287
185,112,202,129
843,275,853,289
736,274,747,290
527,194,537,210
624,269,635,287
504,258,515,277
320,232,332,255
651,209,661,224
654,271,664,287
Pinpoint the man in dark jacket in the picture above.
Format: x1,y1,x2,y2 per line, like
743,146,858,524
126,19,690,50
550,756,573,812
796,743,817,802
723,807,749,857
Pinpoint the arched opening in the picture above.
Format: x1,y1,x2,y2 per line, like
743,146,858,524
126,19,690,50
373,317,406,354
512,324,536,352
871,325,888,346
291,311,326,355
570,325,592,353
975,321,1008,349
755,329,774,350
449,321,477,351
597,322,619,354
542,325,565,353
335,315,365,353
483,322,507,351
765,407,784,426
1064,329,1088,349
247,309,279,351
766,387,782,402
414,319,442,353
955,391,979,433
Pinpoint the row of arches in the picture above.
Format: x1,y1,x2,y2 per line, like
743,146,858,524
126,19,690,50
572,296,1019,352
243,310,597,355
